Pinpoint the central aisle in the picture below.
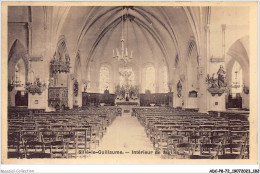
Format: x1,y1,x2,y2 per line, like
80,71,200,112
88,110,160,161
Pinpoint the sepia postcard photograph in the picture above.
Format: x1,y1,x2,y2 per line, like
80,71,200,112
1,1,258,169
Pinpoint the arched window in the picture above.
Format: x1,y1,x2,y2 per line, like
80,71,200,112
143,65,155,93
14,59,26,90
99,66,110,93
159,65,168,93
119,67,135,87
231,61,243,96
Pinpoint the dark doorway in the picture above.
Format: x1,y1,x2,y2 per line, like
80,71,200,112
15,91,28,106
227,94,242,109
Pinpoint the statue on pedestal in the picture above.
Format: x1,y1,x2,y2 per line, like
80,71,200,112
177,80,182,98
206,65,228,96
217,65,227,88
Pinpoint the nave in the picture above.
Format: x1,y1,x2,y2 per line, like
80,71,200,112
89,111,159,160
7,106,249,160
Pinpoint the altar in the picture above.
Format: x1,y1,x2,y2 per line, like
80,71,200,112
115,99,139,106
115,99,139,116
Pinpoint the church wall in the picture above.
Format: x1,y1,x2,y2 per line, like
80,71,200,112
31,7,46,56
8,25,28,53
8,7,30,52
206,6,249,111
209,7,249,59
185,43,199,109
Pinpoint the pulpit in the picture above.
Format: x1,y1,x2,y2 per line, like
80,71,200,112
48,87,68,110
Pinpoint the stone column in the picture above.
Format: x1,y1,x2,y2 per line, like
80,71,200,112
67,74,74,109
222,24,226,59
155,63,159,93
208,24,227,112
27,22,32,55
197,24,210,113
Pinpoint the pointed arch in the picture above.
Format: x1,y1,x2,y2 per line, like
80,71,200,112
56,35,70,60
231,61,243,95
8,39,29,82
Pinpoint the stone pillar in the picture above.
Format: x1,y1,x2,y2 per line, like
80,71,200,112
173,82,179,108
155,63,159,93
207,24,227,112
27,59,48,110
8,90,16,107
27,22,32,55
222,24,226,59
44,7,56,112
67,74,73,109
73,79,82,108
197,24,210,113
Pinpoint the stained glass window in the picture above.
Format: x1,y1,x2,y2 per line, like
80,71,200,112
159,65,168,93
99,66,110,93
143,65,155,93
14,59,26,90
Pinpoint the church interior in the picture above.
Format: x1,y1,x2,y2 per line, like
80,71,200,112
7,6,250,160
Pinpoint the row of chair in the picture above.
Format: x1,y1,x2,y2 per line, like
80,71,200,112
134,107,249,159
8,106,119,159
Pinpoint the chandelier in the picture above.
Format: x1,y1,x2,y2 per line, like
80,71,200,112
8,78,23,92
25,77,47,95
112,7,133,65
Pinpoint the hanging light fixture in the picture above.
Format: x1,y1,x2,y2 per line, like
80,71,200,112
112,6,133,66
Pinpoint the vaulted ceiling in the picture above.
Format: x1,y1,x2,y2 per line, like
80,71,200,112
59,6,196,73
8,6,201,76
